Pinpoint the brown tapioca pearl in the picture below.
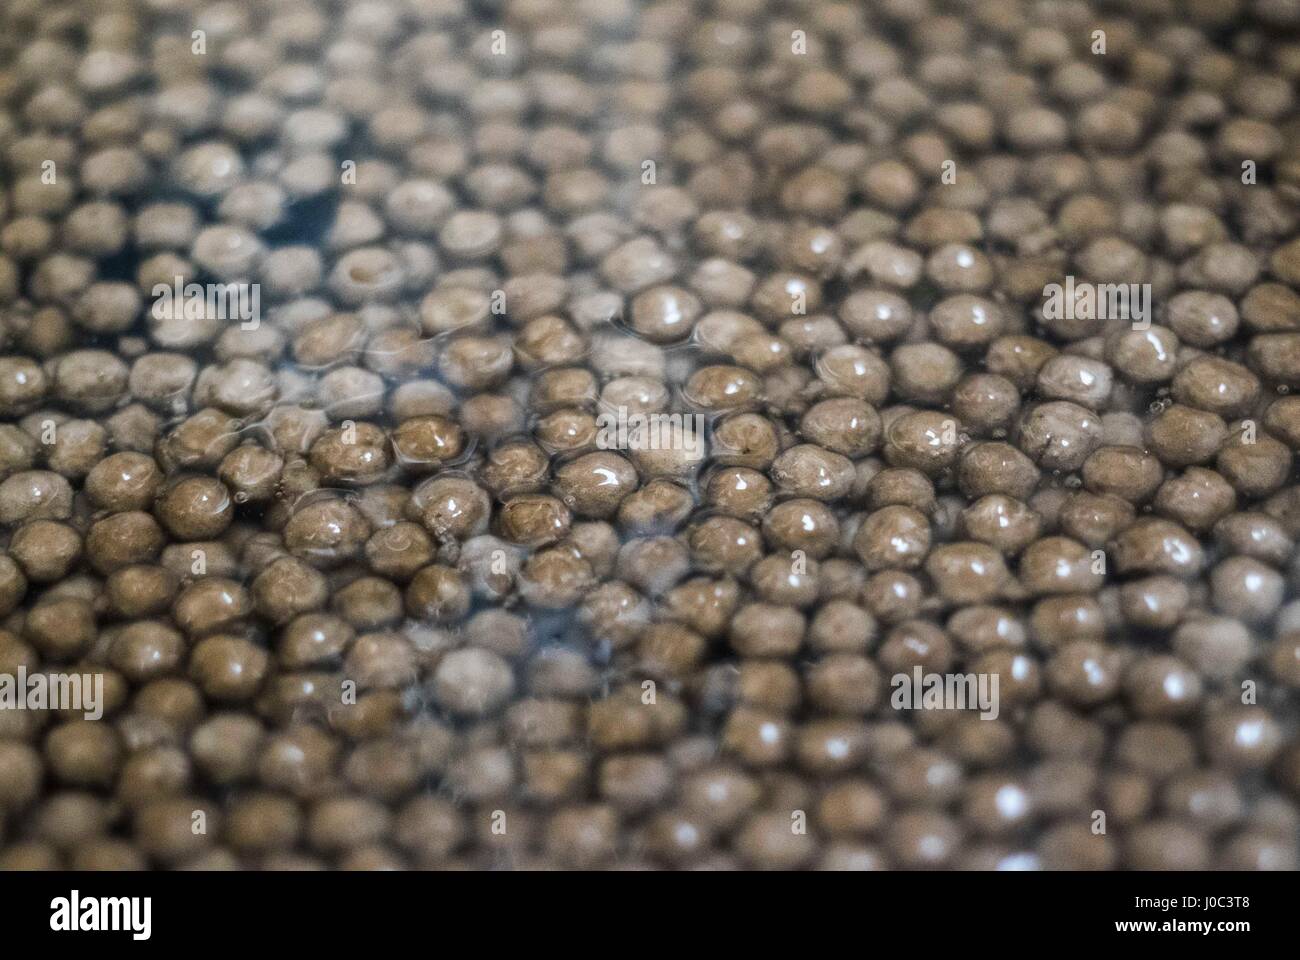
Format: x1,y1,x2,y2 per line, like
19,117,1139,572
862,468,932,514
363,522,434,582
704,467,773,520
971,647,1042,707
410,476,491,542
10,520,82,583
1209,556,1284,624
105,619,184,681
83,452,163,514
341,630,416,689
1179,241,1259,295
755,502,839,567
883,411,963,475
950,374,1020,437
599,235,676,293
877,619,954,677
283,498,371,568
597,752,675,812
541,805,619,869
728,599,806,657
1160,770,1244,832
795,717,872,776
749,553,820,607
804,652,881,716
217,445,284,504
513,317,584,371
291,314,365,369
721,705,793,767
331,575,403,630
1036,821,1117,871
627,285,702,343
1122,820,1210,871
1037,352,1116,410
44,417,106,480
172,577,252,638
250,556,328,625
480,442,549,498
1016,401,1103,473
843,238,925,291
519,547,595,609
961,775,1034,837
1018,536,1104,596
1267,629,1300,688
0,424,39,480
862,569,925,624
104,564,177,619
683,364,762,413
960,495,1042,555
558,522,619,582
1152,466,1236,532
535,409,598,454
494,494,572,548
1217,831,1298,872
0,355,49,415
1118,572,1192,630
615,536,691,597
51,350,129,414
534,368,599,414
663,577,742,642
303,796,393,854
301,421,382,486
428,330,509,387
193,358,278,419
1214,511,1294,565
159,408,241,471
889,343,963,404
926,542,1011,605
600,377,673,423
1217,425,1291,498
852,505,931,571
709,412,782,471
23,597,95,661
43,719,120,788
1145,403,1226,468
1024,698,1105,760
1111,517,1205,578
1250,332,1300,388
274,610,354,670
986,335,1057,391
887,809,961,869
831,293,907,354
1081,445,1164,503
400,563,469,623
1243,282,1300,334
1171,356,1261,419
771,443,855,501
2,469,76,527
554,451,638,518
155,476,233,541
84,510,166,574
114,740,194,806
814,344,890,403
1121,653,1203,719
1164,290,1238,347
687,516,763,576
957,442,1040,501
1058,491,1137,548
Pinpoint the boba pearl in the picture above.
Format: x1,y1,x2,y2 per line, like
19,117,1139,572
0,0,1291,875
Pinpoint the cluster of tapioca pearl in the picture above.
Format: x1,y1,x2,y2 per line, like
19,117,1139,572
0,0,1299,871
